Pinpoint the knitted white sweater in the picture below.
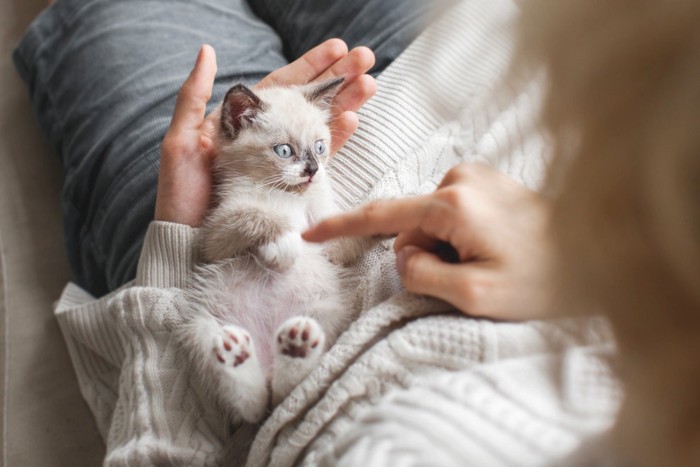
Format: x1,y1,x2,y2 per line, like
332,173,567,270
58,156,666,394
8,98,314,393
55,0,621,465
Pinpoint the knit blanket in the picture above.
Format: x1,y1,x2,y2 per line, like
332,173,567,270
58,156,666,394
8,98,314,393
55,0,621,465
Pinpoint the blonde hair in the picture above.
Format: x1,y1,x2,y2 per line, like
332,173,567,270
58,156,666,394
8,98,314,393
518,0,700,465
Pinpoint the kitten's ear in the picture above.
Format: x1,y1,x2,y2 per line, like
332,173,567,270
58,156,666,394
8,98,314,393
221,84,265,138
303,77,345,111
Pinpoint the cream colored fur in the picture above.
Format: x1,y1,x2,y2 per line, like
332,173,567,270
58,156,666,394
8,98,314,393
180,81,369,423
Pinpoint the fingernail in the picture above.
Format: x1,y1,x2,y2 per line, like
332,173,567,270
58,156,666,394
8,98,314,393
301,227,316,242
195,44,211,69
396,246,420,276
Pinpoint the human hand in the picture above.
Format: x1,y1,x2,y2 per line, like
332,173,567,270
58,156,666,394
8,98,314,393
303,163,555,321
155,40,377,227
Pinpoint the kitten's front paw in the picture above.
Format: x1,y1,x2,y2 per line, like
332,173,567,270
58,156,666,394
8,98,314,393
259,232,302,270
213,325,253,369
323,237,377,266
322,241,346,266
275,317,325,360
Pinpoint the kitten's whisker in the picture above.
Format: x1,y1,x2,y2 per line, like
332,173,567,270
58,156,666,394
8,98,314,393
260,176,280,183
258,174,289,191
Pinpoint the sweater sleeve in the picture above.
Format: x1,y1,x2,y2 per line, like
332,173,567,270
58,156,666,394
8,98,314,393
55,221,224,466
135,221,202,289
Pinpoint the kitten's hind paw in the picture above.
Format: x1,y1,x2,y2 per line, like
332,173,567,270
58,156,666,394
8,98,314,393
276,317,325,360
272,317,326,404
213,325,253,369
258,231,303,270
211,325,268,422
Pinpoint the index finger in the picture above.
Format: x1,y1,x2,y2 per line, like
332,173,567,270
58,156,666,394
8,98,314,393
303,196,435,242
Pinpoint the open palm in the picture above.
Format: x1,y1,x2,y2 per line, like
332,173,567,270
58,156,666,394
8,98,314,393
155,39,377,227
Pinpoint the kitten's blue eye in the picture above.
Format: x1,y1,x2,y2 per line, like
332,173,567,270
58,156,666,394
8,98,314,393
314,140,325,155
273,144,293,158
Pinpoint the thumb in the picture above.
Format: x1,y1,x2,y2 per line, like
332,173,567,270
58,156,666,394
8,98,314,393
396,246,473,309
170,44,218,135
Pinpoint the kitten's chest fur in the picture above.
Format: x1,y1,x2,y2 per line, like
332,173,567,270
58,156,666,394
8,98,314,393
196,176,348,369
241,184,315,231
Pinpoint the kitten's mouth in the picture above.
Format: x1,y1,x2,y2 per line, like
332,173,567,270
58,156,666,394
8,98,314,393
298,175,314,186
285,176,313,192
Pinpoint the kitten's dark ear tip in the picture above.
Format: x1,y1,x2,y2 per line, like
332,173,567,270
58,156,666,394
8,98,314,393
327,76,345,87
226,83,251,94
305,77,345,110
221,83,264,138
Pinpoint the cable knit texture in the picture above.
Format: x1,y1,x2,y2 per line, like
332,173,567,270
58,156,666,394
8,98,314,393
54,0,620,465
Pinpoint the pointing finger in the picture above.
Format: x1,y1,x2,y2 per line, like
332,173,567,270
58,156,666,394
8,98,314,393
303,196,435,242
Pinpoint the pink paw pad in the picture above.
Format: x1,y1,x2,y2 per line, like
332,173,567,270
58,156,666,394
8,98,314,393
213,326,252,368
276,317,323,359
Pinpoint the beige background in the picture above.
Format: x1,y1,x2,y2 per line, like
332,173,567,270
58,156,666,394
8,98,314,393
0,1,105,465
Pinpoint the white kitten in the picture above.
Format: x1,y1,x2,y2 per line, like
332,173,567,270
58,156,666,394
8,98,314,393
180,78,369,424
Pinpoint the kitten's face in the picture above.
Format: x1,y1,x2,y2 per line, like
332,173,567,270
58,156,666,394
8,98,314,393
215,79,343,193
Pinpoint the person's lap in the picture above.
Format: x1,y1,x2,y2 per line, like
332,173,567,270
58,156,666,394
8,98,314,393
14,0,442,296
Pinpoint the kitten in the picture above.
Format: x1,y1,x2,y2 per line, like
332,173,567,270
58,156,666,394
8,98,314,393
181,78,368,423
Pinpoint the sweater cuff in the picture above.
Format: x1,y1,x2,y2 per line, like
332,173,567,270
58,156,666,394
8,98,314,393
136,221,202,288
